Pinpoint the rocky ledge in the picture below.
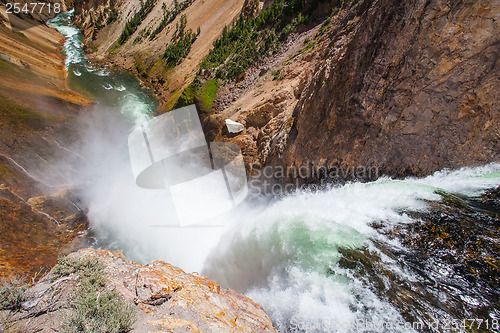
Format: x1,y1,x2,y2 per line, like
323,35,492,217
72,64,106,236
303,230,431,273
0,248,278,333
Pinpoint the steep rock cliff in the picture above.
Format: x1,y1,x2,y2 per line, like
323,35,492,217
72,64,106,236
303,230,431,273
267,0,499,180
72,0,116,42
0,5,90,278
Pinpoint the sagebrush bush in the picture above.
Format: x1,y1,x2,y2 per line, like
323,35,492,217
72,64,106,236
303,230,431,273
0,277,27,311
61,289,136,333
55,255,136,333
52,256,104,279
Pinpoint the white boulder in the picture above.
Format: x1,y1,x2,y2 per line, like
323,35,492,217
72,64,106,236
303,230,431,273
225,119,245,134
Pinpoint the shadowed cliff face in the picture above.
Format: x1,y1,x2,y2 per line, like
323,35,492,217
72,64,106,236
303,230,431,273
269,0,499,180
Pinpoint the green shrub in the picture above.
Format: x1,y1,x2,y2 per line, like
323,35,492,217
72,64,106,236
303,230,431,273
106,8,119,25
132,28,151,45
174,80,198,108
116,0,156,45
149,0,195,40
198,0,304,80
197,0,337,80
0,277,27,311
52,256,104,279
149,10,171,40
198,79,219,112
61,290,135,333
272,70,280,81
174,79,219,113
56,255,136,333
162,15,200,68
316,16,331,37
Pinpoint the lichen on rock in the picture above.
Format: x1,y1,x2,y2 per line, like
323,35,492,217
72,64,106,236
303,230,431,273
0,248,278,333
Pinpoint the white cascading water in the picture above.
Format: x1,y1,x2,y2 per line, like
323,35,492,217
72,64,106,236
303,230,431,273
48,11,500,333
203,165,500,332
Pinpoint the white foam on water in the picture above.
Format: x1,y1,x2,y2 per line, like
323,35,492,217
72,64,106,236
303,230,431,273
201,164,500,332
97,69,110,76
48,10,84,69
118,93,152,125
46,10,500,333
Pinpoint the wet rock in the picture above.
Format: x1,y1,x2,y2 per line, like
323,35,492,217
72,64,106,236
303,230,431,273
346,188,500,329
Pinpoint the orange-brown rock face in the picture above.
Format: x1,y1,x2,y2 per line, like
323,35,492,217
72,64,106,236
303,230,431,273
5,248,279,333
72,0,114,42
0,186,87,278
268,0,499,181
0,6,90,279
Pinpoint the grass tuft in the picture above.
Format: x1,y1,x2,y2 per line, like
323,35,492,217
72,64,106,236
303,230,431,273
174,79,219,113
61,289,136,333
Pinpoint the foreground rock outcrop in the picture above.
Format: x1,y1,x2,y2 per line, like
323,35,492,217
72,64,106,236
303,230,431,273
1,248,278,333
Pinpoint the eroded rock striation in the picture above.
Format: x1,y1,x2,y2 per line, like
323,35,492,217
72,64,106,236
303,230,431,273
0,5,90,278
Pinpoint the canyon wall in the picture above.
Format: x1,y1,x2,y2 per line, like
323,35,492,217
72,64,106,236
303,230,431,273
73,0,246,107
268,0,500,181
0,5,90,278
74,0,499,183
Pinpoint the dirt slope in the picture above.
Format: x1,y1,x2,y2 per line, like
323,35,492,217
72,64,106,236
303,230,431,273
74,0,245,106
0,5,90,278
